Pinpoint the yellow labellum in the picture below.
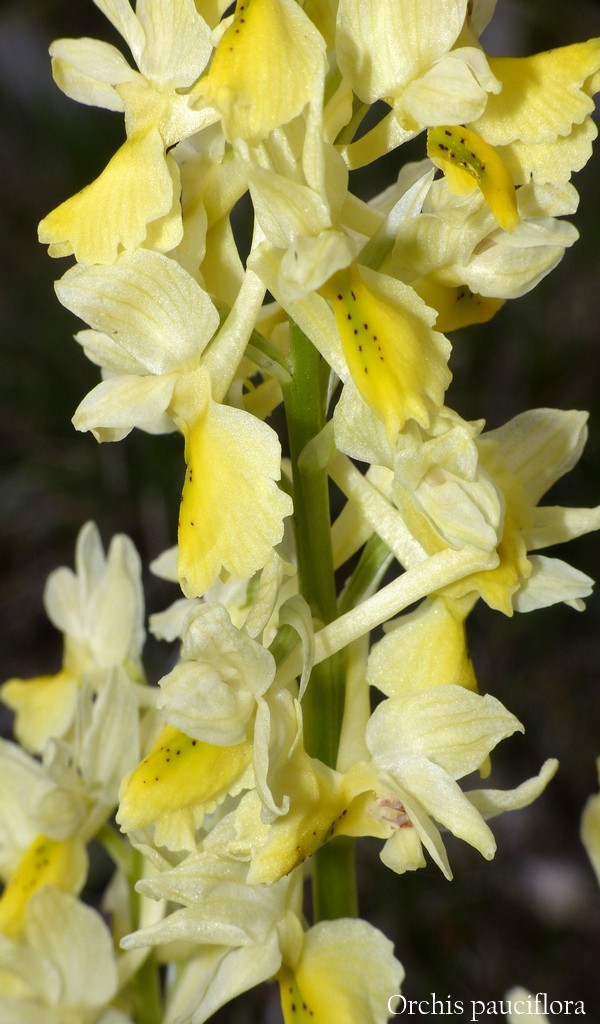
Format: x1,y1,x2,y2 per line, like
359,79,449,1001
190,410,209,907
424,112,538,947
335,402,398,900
411,277,505,332
38,129,181,264
444,501,530,615
279,965,318,1023
321,264,450,441
197,0,324,141
177,395,291,599
427,125,519,232
0,835,87,938
1,670,77,754
118,725,252,830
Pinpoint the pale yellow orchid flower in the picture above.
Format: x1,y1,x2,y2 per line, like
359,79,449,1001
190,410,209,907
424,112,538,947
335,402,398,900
38,0,215,264
2,522,144,753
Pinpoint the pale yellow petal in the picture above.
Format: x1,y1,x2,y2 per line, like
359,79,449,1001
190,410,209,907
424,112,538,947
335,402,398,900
473,41,600,146
0,836,87,939
72,373,176,442
367,596,478,697
336,0,467,103
321,263,451,441
1,672,78,755
134,0,212,86
196,0,326,141
38,129,181,265
427,124,519,231
400,51,490,127
497,117,598,185
177,396,293,598
56,250,219,374
412,277,505,331
280,919,403,1024
49,37,133,111
117,724,253,848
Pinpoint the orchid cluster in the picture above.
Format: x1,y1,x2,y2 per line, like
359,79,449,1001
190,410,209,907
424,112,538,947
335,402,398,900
2,0,600,1021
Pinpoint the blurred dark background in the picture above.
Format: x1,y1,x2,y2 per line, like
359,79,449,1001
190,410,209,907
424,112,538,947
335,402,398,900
1,1,600,1021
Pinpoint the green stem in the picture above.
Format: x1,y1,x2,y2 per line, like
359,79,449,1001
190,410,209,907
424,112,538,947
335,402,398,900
283,321,342,764
133,952,163,1024
282,320,356,922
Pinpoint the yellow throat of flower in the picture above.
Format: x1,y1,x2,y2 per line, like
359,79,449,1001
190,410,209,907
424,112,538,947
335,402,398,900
321,263,451,441
196,0,323,142
117,724,253,831
0,835,87,938
427,124,520,232
279,964,321,1023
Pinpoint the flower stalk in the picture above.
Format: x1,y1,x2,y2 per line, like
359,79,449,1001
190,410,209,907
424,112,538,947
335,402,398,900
283,320,356,921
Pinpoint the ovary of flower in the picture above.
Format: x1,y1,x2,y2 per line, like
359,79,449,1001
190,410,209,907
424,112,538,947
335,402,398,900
38,0,215,264
192,0,326,143
321,263,452,443
117,724,253,853
0,835,87,938
1,522,144,753
470,39,600,186
427,124,519,231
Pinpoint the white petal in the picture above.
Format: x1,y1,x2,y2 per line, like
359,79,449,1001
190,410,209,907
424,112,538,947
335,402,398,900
336,0,467,103
50,37,134,110
392,755,497,858
157,604,275,745
56,250,219,375
525,505,600,551
75,329,147,375
26,888,118,1008
93,0,146,65
468,758,559,819
72,374,176,441
79,672,141,801
401,53,489,126
513,554,595,612
482,409,588,505
135,0,212,85
88,534,144,664
368,686,522,779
